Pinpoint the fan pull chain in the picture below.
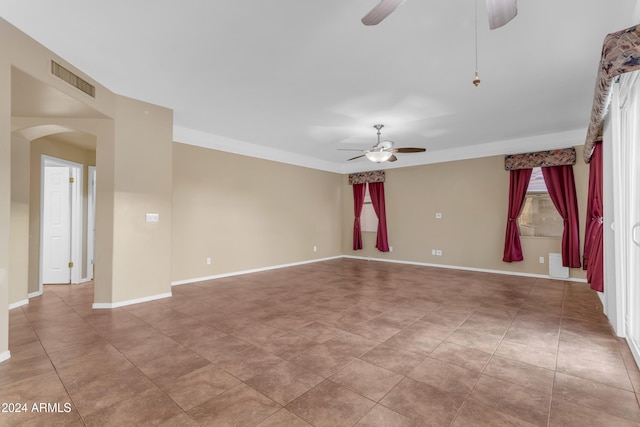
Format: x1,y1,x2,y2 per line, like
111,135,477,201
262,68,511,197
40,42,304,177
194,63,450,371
473,0,481,86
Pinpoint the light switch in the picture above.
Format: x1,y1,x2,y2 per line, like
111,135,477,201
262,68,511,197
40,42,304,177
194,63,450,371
146,213,159,223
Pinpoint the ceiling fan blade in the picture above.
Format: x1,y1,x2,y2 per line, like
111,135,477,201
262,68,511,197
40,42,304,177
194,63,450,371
361,0,406,26
347,154,367,161
387,154,398,162
486,0,517,30
393,147,426,153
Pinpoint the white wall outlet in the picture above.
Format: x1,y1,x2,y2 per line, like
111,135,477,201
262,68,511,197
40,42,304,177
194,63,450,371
206,257,212,265
539,256,545,264
389,246,393,252
145,213,159,223
432,249,436,255
313,245,317,252
436,250,443,256
435,212,442,219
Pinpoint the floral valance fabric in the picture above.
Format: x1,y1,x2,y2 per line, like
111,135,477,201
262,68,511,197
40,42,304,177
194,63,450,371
348,170,385,185
585,25,640,163
504,147,576,171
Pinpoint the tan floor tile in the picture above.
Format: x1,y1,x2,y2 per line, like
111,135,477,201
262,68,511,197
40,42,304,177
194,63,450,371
445,328,504,354
429,341,492,372
557,351,633,391
409,357,481,398
494,340,557,371
257,408,312,426
161,363,241,410
379,377,464,426
0,354,55,388
5,260,634,426
65,366,156,417
246,360,323,405
188,383,280,425
83,388,183,427
291,342,359,378
452,399,539,427
549,396,640,427
360,343,425,375
259,332,315,360
330,359,403,401
355,404,422,426
218,346,286,380
286,380,376,427
189,334,254,363
468,375,552,426
553,372,640,422
483,355,556,393
294,321,344,343
130,345,210,387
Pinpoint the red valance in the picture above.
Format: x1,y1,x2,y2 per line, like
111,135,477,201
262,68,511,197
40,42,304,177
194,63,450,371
584,25,640,162
504,148,576,171
348,170,385,185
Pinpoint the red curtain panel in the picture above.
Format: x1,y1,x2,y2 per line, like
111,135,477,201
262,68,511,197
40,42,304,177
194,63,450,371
369,182,390,252
352,183,366,250
503,168,533,262
584,143,604,291
541,165,581,268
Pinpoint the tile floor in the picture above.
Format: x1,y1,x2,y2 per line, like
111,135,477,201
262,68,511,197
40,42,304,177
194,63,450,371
2,258,640,426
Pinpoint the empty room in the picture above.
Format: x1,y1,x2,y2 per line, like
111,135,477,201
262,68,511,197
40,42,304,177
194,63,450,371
1,1,640,425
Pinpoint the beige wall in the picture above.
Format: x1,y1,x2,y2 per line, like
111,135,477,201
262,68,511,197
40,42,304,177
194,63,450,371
1,55,11,358
109,96,173,303
343,147,589,280
9,134,30,305
171,143,343,282
27,137,96,294
2,16,174,317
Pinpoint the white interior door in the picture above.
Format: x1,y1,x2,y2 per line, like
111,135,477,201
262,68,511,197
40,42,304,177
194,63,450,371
42,166,71,284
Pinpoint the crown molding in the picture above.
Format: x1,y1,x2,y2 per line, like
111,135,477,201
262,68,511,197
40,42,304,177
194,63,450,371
174,125,587,175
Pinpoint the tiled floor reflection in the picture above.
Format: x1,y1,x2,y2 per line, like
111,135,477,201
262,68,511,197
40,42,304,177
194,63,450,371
2,258,640,426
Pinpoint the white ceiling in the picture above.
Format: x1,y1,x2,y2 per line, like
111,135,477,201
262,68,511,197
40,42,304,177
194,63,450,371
2,1,638,173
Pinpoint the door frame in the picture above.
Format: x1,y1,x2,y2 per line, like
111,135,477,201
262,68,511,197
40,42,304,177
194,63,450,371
39,155,84,291
607,70,640,365
87,166,96,281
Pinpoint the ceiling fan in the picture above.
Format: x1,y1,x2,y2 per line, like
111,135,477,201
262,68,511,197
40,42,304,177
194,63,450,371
361,0,517,30
339,124,426,163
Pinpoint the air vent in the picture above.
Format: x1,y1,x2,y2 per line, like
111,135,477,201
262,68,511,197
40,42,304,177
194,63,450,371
549,253,569,279
51,60,95,98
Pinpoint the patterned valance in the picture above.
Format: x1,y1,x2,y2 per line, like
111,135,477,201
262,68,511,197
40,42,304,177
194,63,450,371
348,170,385,185
585,25,640,163
504,147,576,171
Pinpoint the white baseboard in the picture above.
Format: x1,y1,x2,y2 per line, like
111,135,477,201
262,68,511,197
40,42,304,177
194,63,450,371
626,338,640,371
8,299,28,310
171,254,586,287
171,256,343,286
0,350,10,363
76,277,93,284
342,255,589,283
28,290,43,298
92,292,172,309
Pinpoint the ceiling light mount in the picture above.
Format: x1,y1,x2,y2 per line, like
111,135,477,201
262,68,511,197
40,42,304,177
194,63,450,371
338,124,426,163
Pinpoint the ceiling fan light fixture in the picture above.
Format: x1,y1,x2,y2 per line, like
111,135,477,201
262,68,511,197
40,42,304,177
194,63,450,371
366,150,393,163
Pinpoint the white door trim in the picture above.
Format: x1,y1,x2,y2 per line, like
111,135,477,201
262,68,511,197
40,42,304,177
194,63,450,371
39,155,84,291
87,166,96,281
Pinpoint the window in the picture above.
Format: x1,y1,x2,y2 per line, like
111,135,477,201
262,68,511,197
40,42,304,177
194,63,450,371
361,185,378,232
518,167,563,238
